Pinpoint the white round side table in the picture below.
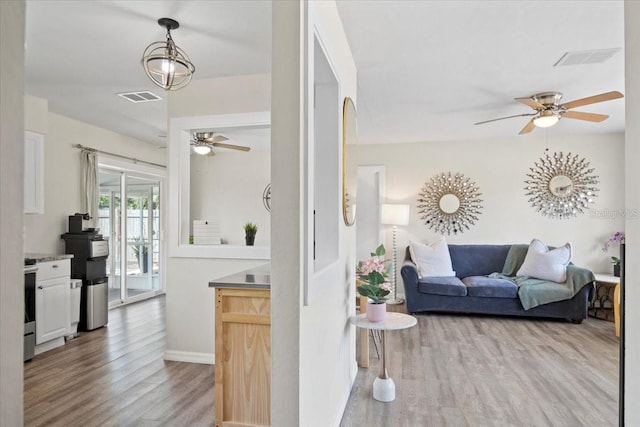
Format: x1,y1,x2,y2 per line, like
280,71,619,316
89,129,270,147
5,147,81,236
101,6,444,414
350,312,417,402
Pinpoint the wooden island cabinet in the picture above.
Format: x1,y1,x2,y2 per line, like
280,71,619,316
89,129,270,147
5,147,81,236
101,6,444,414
209,267,271,427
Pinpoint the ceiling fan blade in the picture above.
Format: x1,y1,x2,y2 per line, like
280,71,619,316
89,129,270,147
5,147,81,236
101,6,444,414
515,97,546,110
212,142,251,152
519,119,536,135
207,149,216,157
475,113,536,125
561,91,624,110
208,135,229,143
562,110,609,122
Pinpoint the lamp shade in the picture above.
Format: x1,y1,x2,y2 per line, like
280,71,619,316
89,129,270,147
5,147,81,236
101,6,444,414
533,111,560,128
193,144,212,155
381,204,410,226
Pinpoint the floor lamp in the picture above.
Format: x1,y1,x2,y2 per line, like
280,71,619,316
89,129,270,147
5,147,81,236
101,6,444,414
381,204,410,305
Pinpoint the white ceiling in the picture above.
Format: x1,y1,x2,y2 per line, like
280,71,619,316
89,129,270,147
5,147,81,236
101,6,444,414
24,1,625,147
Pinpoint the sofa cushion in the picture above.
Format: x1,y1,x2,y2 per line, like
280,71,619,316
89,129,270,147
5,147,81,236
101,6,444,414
462,276,518,299
417,277,467,297
517,239,572,283
448,245,511,278
409,239,455,277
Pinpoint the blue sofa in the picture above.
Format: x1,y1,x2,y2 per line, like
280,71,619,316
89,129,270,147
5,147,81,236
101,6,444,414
400,244,595,323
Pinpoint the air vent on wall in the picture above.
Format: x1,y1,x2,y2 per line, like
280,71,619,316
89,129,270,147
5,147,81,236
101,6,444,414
117,90,162,103
554,48,621,66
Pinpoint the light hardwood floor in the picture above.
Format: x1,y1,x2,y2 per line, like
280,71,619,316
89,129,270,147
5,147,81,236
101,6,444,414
24,296,216,427
341,304,619,427
24,297,618,427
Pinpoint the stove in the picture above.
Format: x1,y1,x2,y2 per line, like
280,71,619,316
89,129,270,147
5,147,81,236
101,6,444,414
24,259,37,361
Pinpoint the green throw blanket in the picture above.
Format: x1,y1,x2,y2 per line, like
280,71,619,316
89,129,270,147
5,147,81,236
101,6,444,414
489,244,595,310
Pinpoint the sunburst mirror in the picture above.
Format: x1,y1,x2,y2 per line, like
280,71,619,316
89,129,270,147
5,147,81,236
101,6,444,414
417,172,483,235
524,151,599,219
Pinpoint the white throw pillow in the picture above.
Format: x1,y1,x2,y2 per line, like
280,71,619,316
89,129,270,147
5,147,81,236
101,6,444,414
517,239,572,283
409,239,456,278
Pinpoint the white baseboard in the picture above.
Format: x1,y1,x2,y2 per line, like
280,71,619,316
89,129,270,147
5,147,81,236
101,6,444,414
163,350,214,365
334,365,358,427
35,337,65,355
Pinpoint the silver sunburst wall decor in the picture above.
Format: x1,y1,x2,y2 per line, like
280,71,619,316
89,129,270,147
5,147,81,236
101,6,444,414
524,151,599,219
417,172,483,235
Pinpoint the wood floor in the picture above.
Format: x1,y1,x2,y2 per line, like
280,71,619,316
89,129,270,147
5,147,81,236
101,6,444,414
24,297,619,427
341,305,619,427
24,296,216,427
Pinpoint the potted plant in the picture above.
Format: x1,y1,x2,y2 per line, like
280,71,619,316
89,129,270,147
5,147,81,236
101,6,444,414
131,237,149,273
357,244,391,322
603,231,625,277
610,257,621,277
244,222,258,246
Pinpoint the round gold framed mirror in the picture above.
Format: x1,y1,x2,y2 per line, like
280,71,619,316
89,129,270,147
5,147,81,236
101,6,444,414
439,194,461,214
549,175,573,197
342,97,358,226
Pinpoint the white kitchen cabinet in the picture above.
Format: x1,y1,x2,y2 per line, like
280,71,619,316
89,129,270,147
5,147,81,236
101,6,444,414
24,130,44,214
35,260,70,345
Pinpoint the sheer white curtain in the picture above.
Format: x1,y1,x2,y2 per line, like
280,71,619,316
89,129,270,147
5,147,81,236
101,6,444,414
81,149,99,227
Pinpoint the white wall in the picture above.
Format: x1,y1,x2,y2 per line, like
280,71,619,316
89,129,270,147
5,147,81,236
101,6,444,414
24,94,48,133
23,106,166,255
272,2,358,426
165,74,271,362
624,1,639,424
358,132,626,294
190,150,271,246
170,74,270,118
0,1,25,424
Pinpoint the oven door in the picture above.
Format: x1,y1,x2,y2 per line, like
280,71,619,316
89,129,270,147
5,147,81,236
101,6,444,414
24,269,36,361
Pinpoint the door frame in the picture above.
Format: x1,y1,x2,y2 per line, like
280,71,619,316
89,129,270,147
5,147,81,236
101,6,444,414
98,156,166,307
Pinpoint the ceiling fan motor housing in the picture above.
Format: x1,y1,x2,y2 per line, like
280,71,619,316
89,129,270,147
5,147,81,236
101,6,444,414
532,92,564,110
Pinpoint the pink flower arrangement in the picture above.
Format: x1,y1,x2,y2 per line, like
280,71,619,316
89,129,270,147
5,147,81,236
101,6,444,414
358,257,387,276
356,245,391,303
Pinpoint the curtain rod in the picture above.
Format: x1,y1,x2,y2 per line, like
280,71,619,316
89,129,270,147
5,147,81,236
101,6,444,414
73,144,166,169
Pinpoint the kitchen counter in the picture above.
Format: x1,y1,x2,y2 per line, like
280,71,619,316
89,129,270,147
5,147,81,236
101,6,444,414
210,264,271,427
25,253,74,263
208,264,270,289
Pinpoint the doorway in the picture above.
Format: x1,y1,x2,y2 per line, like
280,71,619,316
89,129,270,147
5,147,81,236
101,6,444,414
98,165,164,306
356,165,385,261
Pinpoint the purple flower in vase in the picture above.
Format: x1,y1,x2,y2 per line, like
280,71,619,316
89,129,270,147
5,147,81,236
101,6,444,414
602,231,625,252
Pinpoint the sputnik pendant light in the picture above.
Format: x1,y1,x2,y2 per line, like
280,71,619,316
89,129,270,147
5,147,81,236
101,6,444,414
141,18,195,91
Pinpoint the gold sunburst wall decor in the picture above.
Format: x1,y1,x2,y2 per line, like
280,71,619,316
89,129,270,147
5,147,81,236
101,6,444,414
417,172,483,235
524,151,599,219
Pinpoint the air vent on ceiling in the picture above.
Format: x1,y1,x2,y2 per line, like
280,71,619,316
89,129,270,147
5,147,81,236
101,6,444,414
117,91,162,103
554,48,621,66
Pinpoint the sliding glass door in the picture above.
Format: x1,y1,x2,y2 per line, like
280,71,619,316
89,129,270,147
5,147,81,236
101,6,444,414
125,175,161,300
98,166,163,306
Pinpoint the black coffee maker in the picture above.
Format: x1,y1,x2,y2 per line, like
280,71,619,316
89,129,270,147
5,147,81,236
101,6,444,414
68,213,94,233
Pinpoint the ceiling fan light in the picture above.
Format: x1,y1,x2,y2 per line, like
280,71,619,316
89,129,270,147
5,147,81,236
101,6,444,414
533,111,560,128
193,145,211,155
141,18,195,91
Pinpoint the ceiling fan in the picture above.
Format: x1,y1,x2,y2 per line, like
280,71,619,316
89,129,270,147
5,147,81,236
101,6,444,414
190,132,251,156
475,91,624,135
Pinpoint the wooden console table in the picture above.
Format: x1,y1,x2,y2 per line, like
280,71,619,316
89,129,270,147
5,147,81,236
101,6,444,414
592,273,620,337
210,267,270,427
